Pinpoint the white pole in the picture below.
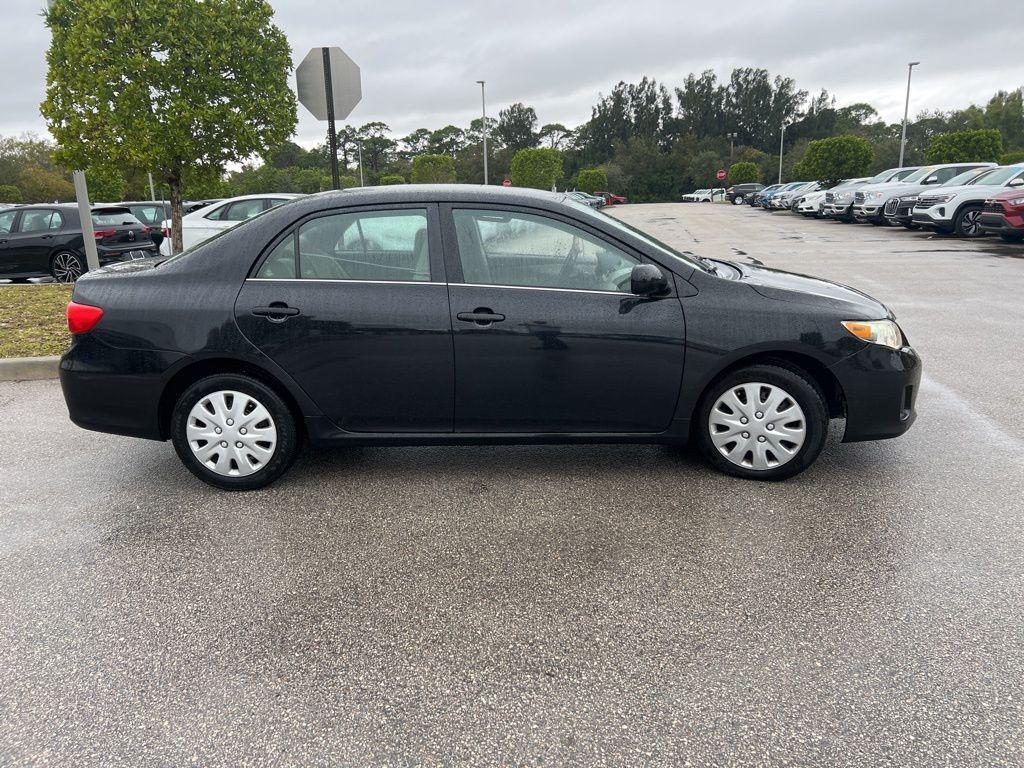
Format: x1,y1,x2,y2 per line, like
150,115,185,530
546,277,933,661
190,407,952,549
72,170,100,272
148,172,156,202
358,142,364,186
777,124,787,184
898,62,920,168
477,80,488,185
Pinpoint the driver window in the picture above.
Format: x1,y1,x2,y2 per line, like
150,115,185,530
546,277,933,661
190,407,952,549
452,209,637,293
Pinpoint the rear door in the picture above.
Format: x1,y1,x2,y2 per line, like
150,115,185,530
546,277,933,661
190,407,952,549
12,208,63,275
234,203,454,433
443,205,686,434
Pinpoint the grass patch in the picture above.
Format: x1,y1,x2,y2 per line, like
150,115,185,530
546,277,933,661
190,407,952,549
0,284,73,358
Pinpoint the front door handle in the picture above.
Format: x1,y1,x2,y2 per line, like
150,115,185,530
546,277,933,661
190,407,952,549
457,308,505,326
252,303,300,321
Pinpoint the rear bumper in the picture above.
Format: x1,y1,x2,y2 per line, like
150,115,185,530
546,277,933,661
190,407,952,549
830,342,922,442
97,245,160,267
60,335,185,440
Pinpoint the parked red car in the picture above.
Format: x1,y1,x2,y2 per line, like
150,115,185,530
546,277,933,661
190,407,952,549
597,191,628,206
978,187,1024,242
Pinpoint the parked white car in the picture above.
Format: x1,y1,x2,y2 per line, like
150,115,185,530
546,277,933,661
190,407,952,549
851,163,990,225
770,182,819,210
681,188,725,203
823,167,919,219
797,178,869,217
159,193,302,255
912,164,1024,236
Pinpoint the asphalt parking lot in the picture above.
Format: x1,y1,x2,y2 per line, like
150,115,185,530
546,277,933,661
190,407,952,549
2,204,1023,766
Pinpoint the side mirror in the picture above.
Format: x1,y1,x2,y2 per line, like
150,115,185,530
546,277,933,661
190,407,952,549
1008,177,1024,187
924,176,939,184
630,263,668,297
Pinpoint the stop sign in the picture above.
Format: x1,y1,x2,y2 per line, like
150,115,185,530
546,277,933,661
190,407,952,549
716,169,727,181
502,179,512,187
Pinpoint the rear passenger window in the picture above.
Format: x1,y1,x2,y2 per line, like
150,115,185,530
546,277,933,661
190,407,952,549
256,235,296,279
296,210,430,281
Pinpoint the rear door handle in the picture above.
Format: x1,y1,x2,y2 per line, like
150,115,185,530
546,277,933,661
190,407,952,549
457,309,505,326
252,303,300,321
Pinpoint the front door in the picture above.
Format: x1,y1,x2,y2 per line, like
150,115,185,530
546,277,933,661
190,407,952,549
234,204,454,433
444,206,686,433
0,209,20,277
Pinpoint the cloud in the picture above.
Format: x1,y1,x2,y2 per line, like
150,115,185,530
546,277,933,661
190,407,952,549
3,0,1023,147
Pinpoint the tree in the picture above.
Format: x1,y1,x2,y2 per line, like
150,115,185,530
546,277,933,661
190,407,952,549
411,154,456,184
539,123,572,150
83,165,126,201
358,122,396,172
42,0,297,252
926,129,1003,164
727,162,760,185
495,103,539,152
400,128,432,158
18,165,74,202
576,168,607,194
510,147,562,190
0,184,22,203
428,125,466,157
792,135,873,185
338,175,359,189
1000,150,1024,165
378,174,405,185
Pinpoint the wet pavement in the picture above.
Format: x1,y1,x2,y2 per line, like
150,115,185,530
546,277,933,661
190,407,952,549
1,204,1022,766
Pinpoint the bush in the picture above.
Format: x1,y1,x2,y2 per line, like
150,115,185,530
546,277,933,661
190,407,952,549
0,184,22,203
926,129,1003,164
999,150,1024,165
338,175,360,189
576,168,607,194
378,174,406,185
510,147,563,190
727,162,760,185
791,135,873,185
411,154,456,184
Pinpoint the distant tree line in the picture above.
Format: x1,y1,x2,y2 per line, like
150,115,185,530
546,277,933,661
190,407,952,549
4,67,1024,205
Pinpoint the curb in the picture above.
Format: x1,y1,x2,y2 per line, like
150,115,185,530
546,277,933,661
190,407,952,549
0,355,61,382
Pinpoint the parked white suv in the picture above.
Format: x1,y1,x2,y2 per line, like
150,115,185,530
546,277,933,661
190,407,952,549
159,193,302,255
681,188,725,203
912,165,1024,236
797,178,869,217
823,167,918,220
852,164,987,225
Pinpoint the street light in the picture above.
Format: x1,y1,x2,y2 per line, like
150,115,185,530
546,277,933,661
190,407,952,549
898,62,920,168
778,122,789,184
726,132,738,166
476,80,488,185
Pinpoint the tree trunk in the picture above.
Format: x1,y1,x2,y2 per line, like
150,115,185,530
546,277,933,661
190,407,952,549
169,172,183,254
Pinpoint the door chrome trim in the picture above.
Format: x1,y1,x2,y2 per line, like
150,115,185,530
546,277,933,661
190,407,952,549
245,278,445,286
451,282,631,297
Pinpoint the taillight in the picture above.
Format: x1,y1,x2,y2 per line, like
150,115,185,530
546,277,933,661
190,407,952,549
140,226,151,234
161,227,170,238
93,228,116,239
67,301,104,334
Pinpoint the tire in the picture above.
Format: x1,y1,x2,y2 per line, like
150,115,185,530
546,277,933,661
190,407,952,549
954,205,984,238
1000,233,1024,243
694,363,828,481
170,374,300,491
50,250,85,283
733,195,745,205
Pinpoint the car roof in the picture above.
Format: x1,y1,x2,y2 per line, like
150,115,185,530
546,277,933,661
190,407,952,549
307,184,571,208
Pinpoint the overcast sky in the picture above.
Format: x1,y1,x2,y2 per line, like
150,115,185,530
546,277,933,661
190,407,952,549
3,1,1023,147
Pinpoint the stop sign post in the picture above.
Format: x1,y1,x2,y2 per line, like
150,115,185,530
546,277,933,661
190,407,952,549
296,47,362,189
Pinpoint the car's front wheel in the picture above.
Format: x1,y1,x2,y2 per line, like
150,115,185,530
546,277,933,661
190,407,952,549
695,364,828,480
171,374,300,490
954,205,984,237
50,250,85,283
732,195,744,205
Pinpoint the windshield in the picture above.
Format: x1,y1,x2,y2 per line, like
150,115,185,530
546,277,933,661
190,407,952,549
968,166,1024,186
566,198,710,273
943,168,993,187
900,167,940,184
91,208,140,227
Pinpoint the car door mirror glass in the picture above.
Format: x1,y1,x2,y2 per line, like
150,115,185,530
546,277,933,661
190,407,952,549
630,264,668,296
1009,177,1024,187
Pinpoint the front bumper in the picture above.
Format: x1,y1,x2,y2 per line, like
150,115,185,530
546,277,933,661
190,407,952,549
824,202,853,217
852,203,885,221
911,205,953,230
978,210,1024,235
830,342,922,443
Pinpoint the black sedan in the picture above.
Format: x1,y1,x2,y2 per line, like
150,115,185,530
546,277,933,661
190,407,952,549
0,204,158,282
59,186,921,490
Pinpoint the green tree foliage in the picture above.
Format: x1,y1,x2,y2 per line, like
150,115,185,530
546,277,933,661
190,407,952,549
18,165,74,202
338,175,359,189
411,154,456,184
400,128,432,159
378,174,406,185
791,135,873,184
1000,150,1024,165
41,0,297,251
539,123,572,150
0,184,22,203
926,129,1003,164
496,103,539,152
576,168,607,194
687,150,724,189
84,165,126,201
428,126,466,157
727,162,760,185
227,164,328,195
510,147,563,190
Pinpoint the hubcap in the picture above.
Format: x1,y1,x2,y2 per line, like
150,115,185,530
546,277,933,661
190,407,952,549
708,382,806,471
963,210,981,236
186,390,277,477
52,252,83,283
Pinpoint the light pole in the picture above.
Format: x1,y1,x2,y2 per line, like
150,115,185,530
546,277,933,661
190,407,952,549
778,123,788,184
898,62,920,168
726,132,738,166
477,80,489,185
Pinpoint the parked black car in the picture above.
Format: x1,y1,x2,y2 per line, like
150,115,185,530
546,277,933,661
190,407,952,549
0,204,158,282
60,186,920,490
725,183,764,205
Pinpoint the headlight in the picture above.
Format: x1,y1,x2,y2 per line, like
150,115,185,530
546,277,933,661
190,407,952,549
1009,197,1024,207
865,191,885,200
842,320,904,349
835,192,851,202
925,193,955,204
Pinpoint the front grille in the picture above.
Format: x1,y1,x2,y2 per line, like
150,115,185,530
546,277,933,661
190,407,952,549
884,198,899,215
983,200,1004,214
825,192,834,203
917,195,944,208
854,191,865,204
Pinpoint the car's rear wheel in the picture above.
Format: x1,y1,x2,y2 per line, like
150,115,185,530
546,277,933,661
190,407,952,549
171,374,300,491
732,195,745,205
695,364,828,480
954,205,984,237
50,250,85,283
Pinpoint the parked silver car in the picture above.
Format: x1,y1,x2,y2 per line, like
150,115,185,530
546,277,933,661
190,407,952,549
823,167,919,220
852,164,990,225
